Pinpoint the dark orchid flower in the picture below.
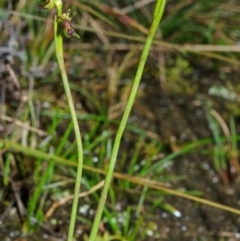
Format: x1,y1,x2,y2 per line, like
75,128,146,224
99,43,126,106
59,10,80,38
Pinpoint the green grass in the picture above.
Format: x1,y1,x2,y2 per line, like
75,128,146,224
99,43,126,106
1,0,240,240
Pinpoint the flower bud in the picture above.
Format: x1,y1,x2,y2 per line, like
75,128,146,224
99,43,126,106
37,0,55,9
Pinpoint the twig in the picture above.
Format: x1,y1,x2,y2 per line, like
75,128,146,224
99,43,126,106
0,114,47,136
45,181,104,220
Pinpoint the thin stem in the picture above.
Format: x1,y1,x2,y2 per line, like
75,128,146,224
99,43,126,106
88,0,166,240
53,1,83,241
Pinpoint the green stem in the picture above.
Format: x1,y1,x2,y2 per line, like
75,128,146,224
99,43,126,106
53,1,83,240
88,0,166,240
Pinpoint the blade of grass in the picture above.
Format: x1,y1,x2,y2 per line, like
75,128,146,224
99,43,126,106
88,1,167,240
4,139,240,215
229,116,239,173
